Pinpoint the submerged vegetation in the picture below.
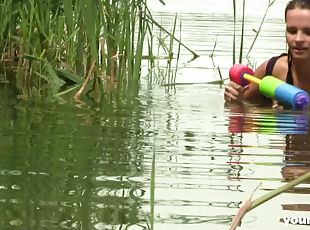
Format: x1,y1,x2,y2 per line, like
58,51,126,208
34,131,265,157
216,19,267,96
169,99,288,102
0,0,193,101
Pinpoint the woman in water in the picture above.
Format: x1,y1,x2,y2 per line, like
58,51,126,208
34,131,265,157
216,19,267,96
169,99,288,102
224,0,310,107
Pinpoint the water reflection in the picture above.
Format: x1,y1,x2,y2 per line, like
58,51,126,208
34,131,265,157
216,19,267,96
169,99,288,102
0,84,148,229
281,125,310,212
227,104,309,135
226,103,310,224
2,81,310,229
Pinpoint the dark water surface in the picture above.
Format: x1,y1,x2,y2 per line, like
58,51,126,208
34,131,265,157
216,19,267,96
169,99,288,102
1,3,310,230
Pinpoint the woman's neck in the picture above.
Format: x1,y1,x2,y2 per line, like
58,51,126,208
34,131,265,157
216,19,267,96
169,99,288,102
292,58,310,75
291,58,310,92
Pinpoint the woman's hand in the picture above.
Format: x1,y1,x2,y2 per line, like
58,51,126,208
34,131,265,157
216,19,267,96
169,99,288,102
224,81,248,104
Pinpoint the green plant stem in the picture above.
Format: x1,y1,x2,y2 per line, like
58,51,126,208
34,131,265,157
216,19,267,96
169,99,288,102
145,15,199,59
247,170,310,212
246,0,277,58
232,0,236,64
239,0,246,64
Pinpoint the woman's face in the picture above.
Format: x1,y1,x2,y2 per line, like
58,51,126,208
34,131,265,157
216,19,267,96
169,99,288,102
285,8,310,60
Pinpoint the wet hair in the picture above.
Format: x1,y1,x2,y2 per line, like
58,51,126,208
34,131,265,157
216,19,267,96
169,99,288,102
285,0,310,21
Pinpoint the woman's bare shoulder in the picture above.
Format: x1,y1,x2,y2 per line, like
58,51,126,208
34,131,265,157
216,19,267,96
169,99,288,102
253,60,268,78
273,55,289,80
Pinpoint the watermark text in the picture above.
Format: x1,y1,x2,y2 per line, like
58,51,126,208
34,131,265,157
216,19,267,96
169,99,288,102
282,216,310,226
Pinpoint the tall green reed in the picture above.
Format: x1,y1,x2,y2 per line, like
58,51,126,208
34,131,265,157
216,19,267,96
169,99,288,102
245,0,277,66
0,0,189,100
231,0,246,65
209,0,277,84
232,0,277,66
148,14,187,88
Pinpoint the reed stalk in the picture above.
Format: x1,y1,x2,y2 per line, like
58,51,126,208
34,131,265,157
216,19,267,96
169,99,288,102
173,21,182,85
248,170,310,212
0,0,188,100
245,0,277,59
232,0,236,64
239,0,246,64
210,37,224,83
144,13,199,60
232,0,277,65
230,170,310,230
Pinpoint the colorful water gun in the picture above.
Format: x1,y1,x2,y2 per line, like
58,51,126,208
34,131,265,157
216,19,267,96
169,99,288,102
229,64,310,109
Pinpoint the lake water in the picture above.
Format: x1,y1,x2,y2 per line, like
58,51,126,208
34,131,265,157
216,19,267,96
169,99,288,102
0,1,309,230
145,0,288,85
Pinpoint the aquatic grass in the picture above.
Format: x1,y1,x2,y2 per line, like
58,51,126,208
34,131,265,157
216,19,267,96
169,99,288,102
232,0,236,64
133,4,149,82
239,0,246,64
173,21,182,85
0,0,192,100
218,0,276,83
165,13,178,87
232,0,246,64
245,0,277,63
232,0,278,65
145,12,199,60
0,1,15,60
210,36,225,84
149,14,183,88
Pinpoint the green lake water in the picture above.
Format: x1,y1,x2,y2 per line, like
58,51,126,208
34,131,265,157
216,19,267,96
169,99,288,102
0,1,309,229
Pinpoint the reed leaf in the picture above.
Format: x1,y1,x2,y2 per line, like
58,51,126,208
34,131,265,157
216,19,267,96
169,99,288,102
245,0,277,58
0,0,194,99
133,5,147,81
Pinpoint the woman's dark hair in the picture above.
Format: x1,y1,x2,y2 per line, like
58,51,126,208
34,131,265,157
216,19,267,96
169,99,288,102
285,0,310,21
